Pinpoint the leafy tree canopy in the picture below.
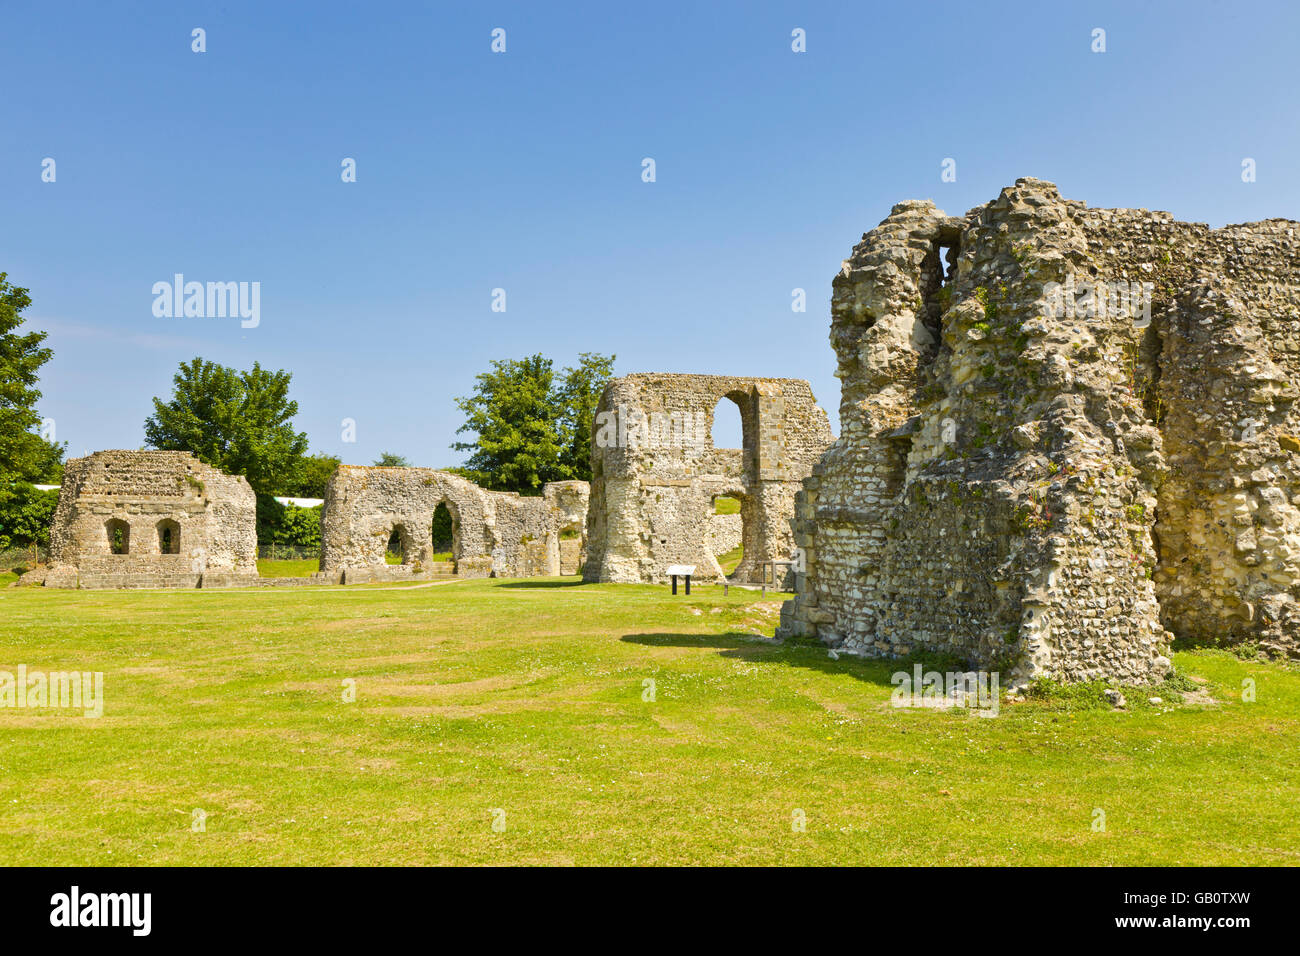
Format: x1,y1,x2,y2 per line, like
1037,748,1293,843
555,352,615,483
452,352,613,494
0,484,58,553
144,357,308,496
0,273,65,483
279,452,341,499
0,274,66,552
256,497,322,550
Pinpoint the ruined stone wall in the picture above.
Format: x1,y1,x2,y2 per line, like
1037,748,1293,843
583,373,833,584
1151,229,1300,655
319,467,589,581
707,513,743,556
546,479,591,575
43,450,257,588
780,178,1300,684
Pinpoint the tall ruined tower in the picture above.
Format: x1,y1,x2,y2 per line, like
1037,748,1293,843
779,178,1300,684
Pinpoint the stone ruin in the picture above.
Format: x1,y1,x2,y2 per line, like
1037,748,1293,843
36,450,258,588
28,454,587,588
319,466,589,582
25,179,1300,688
778,178,1300,684
583,373,834,584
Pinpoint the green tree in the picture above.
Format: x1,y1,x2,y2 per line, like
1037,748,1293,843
451,353,614,493
0,273,64,482
555,352,615,482
256,497,322,550
0,274,66,553
373,452,411,467
144,358,308,495
453,355,564,493
280,452,341,498
19,436,66,485
0,485,59,553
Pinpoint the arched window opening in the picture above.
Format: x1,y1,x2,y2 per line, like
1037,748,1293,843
386,526,407,564
710,396,744,450
157,519,181,554
106,519,130,555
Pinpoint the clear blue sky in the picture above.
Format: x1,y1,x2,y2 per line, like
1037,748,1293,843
4,0,1298,466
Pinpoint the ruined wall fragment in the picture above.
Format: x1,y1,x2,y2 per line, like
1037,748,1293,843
583,373,833,584
320,466,588,581
42,450,258,588
780,178,1300,684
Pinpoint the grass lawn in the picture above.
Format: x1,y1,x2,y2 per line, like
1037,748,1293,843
1,576,1297,865
714,495,742,575
716,545,744,576
257,558,320,578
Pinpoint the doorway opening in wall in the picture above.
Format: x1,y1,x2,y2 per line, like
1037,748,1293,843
106,519,130,555
430,502,455,563
157,519,180,554
385,526,409,564
557,522,583,574
711,493,746,578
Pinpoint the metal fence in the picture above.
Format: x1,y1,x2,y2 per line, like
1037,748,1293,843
256,544,321,562
0,545,47,572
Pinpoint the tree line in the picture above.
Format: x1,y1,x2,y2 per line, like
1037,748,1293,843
0,272,613,555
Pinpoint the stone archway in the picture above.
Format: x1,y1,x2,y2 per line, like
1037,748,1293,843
383,522,419,565
707,490,747,580
429,498,461,569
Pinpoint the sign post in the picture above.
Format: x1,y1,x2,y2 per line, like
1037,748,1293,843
665,564,696,595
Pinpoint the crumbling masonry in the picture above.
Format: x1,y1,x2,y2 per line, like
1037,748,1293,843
32,455,586,588
778,178,1300,683
40,450,258,588
583,373,833,584
320,467,588,582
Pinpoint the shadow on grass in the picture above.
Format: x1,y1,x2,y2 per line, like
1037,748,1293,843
494,579,588,589
624,631,768,650
621,631,899,688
